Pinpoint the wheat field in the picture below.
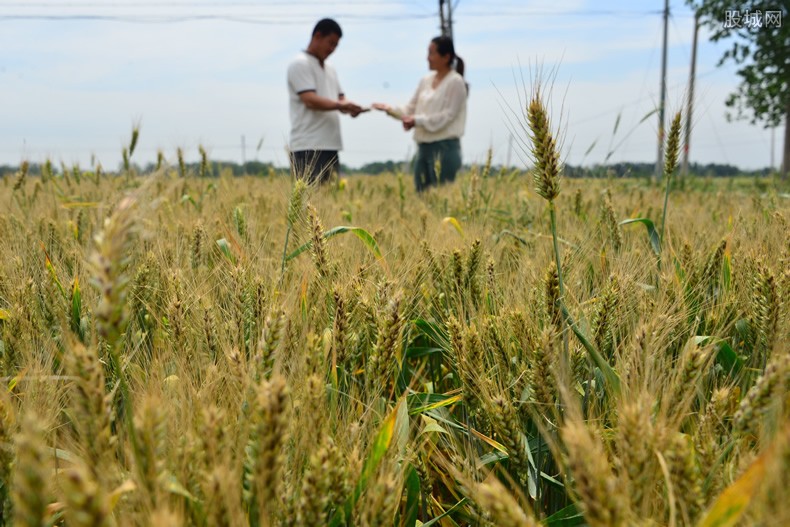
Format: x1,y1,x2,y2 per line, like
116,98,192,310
0,105,788,526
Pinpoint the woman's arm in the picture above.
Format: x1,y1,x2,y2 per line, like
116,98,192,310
376,77,424,118
412,76,466,133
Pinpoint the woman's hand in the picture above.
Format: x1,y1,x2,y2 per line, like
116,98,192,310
401,115,415,131
373,103,405,120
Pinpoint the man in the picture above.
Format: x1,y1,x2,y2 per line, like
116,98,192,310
287,18,364,184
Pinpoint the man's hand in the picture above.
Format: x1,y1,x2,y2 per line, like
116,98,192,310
338,100,366,117
337,99,370,117
402,115,415,131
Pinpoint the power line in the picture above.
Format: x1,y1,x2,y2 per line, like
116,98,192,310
0,0,424,5
460,9,664,17
569,68,719,128
0,0,701,32
0,13,435,23
0,5,691,20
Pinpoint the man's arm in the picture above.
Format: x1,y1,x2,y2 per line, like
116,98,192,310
299,90,360,114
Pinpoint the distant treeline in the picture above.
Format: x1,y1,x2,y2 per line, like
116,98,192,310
350,160,776,178
0,159,777,178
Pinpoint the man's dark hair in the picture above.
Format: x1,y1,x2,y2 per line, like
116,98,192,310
313,18,342,38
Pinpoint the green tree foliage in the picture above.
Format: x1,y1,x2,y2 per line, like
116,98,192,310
688,1,789,176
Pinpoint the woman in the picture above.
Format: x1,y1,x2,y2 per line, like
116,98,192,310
373,36,467,192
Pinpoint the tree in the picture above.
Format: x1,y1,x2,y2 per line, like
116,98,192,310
688,1,789,178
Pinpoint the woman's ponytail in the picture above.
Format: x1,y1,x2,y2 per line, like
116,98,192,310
432,35,467,92
454,55,465,77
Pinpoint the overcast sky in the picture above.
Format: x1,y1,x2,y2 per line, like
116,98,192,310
0,0,784,171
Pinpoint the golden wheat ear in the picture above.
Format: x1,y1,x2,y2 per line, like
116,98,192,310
527,93,561,202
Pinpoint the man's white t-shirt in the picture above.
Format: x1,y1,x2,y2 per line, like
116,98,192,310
287,51,343,152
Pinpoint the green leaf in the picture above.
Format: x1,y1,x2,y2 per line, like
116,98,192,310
674,256,687,282
478,450,507,466
584,138,598,156
404,346,443,359
403,466,421,527
421,421,451,436
546,503,585,526
539,471,565,489
71,277,85,342
346,226,382,258
395,396,409,453
423,410,467,433
162,471,198,502
52,447,80,464
639,107,659,124
442,216,465,237
496,228,579,249
407,392,455,407
560,302,621,395
696,439,772,527
285,226,383,262
41,242,66,299
722,250,732,290
716,341,742,375
215,238,236,264
408,394,462,416
620,217,661,256
412,319,449,350
695,336,743,376
734,318,751,352
497,229,529,246
108,480,137,512
329,399,401,527
419,498,467,527
180,194,196,206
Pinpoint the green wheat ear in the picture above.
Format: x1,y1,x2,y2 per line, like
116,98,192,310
13,161,28,192
660,111,682,243
199,145,210,178
287,179,307,228
663,112,682,179
13,413,49,527
177,147,186,178
42,158,53,182
129,124,140,158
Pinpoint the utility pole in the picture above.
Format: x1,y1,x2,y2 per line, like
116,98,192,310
771,126,775,170
655,0,669,179
439,0,446,35
439,0,453,38
241,134,246,166
447,0,453,40
682,11,699,178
